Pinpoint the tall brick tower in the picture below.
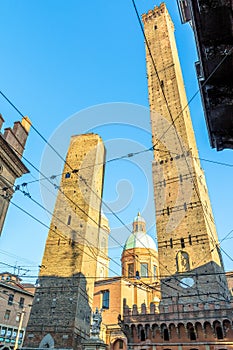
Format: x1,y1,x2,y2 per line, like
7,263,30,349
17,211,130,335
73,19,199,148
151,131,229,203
24,133,106,349
142,4,230,305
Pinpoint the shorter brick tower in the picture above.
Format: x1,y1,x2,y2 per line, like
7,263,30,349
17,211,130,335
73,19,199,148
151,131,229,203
24,133,106,350
0,115,31,235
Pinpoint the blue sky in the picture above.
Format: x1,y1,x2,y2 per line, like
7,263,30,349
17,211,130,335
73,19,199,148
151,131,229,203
0,1,232,281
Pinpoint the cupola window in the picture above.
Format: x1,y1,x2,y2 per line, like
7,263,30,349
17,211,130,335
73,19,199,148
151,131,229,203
140,263,148,278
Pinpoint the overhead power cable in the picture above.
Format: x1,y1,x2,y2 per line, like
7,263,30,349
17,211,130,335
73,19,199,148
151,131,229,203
0,106,230,299
2,196,160,295
0,7,232,298
0,145,161,284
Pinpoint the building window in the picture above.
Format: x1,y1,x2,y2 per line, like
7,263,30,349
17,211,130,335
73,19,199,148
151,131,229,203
6,328,12,338
4,310,11,320
119,340,123,349
163,328,169,341
170,238,173,248
67,215,71,225
8,294,14,305
19,297,25,308
189,327,196,340
102,290,109,309
153,265,157,279
65,172,71,178
216,325,224,339
16,312,21,322
140,263,148,278
189,234,192,245
140,329,146,341
180,238,185,248
128,263,134,277
1,327,6,336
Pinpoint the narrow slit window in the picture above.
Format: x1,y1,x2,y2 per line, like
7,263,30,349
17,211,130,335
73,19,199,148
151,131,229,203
181,238,185,248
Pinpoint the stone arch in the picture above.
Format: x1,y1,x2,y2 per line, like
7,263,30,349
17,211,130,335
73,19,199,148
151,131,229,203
161,323,169,341
39,334,55,348
223,318,232,337
187,322,196,340
137,324,145,341
176,250,190,272
112,338,126,350
124,325,130,336
195,321,203,340
169,323,177,339
151,323,159,338
145,324,151,339
177,322,186,339
204,321,214,339
130,324,136,338
213,320,224,339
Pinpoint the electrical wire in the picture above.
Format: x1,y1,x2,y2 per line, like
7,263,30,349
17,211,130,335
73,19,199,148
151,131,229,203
0,4,232,301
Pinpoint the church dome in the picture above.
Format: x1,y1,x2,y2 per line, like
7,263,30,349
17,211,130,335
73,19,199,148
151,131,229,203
123,212,157,251
123,231,157,251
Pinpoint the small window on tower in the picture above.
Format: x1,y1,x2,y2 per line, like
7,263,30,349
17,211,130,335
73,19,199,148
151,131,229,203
170,238,173,248
67,215,71,226
181,238,185,248
189,235,192,245
65,172,71,179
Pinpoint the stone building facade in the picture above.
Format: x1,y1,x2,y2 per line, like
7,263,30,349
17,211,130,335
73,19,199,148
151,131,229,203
177,0,233,151
24,133,106,350
121,3,233,349
0,272,34,350
0,115,31,235
123,301,233,350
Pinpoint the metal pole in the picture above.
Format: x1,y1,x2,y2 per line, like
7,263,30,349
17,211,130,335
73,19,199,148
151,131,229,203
14,308,25,350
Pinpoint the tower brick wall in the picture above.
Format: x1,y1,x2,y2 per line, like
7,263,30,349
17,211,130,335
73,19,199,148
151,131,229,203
24,133,106,350
142,3,229,305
